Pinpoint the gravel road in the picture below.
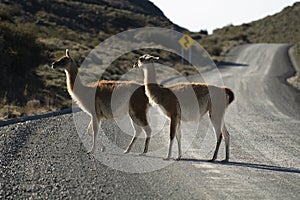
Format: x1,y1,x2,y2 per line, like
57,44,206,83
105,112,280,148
1,44,299,199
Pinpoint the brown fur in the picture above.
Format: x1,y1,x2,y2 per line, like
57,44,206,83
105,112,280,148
136,54,234,161
51,50,151,154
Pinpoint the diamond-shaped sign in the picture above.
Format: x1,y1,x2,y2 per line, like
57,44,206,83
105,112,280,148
178,34,194,50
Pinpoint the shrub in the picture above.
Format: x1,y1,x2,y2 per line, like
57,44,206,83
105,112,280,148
199,29,208,35
0,23,47,75
211,46,222,56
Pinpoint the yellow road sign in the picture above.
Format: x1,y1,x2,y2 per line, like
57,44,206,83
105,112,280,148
178,34,194,50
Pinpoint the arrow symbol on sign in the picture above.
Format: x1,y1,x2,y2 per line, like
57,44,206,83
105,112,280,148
178,34,194,50
183,36,189,48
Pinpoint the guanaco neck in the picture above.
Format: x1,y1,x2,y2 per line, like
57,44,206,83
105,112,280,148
143,62,157,85
64,61,85,94
142,62,160,105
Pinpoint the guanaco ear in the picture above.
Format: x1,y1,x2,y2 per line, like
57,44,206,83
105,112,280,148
66,49,70,58
148,55,159,60
143,54,159,60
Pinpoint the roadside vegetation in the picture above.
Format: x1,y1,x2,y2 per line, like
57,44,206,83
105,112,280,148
287,43,300,89
0,0,299,120
199,2,300,88
0,0,187,120
199,2,300,61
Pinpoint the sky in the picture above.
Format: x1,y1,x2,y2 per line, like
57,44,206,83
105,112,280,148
149,0,298,33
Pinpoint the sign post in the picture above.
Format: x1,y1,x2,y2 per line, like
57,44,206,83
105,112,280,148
178,34,194,64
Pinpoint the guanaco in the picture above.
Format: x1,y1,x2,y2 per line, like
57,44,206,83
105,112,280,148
134,54,234,162
51,49,152,154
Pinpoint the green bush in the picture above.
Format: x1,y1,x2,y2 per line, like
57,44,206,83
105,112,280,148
0,23,47,75
210,46,222,57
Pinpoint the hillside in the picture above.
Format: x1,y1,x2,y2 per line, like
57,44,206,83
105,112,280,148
0,0,190,120
1,1,299,120
200,2,300,59
199,2,300,89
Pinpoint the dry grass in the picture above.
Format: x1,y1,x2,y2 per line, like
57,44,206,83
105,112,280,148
1,1,300,121
199,2,300,60
0,0,185,120
0,99,53,120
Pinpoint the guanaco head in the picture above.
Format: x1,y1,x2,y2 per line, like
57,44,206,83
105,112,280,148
133,54,159,68
51,49,76,70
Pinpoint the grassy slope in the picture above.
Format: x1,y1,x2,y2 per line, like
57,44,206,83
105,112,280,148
199,2,300,60
199,2,300,90
0,0,190,120
1,1,299,120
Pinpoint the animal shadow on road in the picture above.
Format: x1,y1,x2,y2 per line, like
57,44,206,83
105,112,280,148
180,158,300,174
217,61,248,68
